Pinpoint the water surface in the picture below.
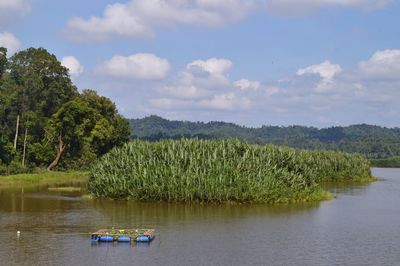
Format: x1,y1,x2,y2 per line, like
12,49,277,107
1,168,399,266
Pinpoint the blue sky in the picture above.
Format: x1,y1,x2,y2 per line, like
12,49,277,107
1,0,400,127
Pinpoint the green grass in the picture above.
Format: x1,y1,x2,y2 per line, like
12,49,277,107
0,171,89,188
88,139,372,203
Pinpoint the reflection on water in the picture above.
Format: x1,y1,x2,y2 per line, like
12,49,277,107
1,168,400,266
321,181,372,196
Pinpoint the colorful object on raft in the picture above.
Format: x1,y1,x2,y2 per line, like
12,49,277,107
90,229,155,243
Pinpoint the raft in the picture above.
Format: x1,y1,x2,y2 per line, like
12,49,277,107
90,229,155,243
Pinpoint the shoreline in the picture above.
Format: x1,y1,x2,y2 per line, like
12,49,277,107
0,171,89,189
0,170,377,204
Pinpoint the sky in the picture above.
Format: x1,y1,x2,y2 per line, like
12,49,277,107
0,0,400,127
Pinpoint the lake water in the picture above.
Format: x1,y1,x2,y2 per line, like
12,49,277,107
1,168,400,266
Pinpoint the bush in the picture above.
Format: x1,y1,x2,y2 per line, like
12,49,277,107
0,160,36,176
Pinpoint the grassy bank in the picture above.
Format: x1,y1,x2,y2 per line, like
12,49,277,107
0,171,89,188
370,157,400,168
89,139,372,203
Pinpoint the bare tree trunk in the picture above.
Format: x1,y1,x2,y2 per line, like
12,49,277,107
47,136,66,171
14,115,19,150
22,127,28,167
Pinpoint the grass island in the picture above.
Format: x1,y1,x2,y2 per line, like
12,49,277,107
88,139,374,204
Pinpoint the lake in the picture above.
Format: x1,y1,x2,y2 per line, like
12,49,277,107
1,168,400,266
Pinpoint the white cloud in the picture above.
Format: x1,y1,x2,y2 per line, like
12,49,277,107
150,93,251,111
297,60,342,92
64,0,259,41
0,32,21,55
61,56,84,77
63,0,395,41
186,58,233,86
154,57,234,103
265,85,283,96
297,60,342,81
65,3,150,41
97,53,170,80
149,98,193,109
0,0,30,27
187,58,232,75
158,85,210,100
266,0,392,15
233,79,260,90
158,58,233,99
148,57,255,111
199,93,251,110
358,49,400,80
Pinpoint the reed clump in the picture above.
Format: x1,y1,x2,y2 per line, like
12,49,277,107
88,139,372,203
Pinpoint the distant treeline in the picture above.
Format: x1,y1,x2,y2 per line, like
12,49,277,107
129,116,400,167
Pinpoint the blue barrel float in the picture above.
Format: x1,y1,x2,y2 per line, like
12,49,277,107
118,236,131,242
135,235,154,242
99,235,114,242
90,228,155,243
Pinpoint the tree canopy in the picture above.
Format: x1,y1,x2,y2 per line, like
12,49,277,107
45,90,130,170
0,47,130,174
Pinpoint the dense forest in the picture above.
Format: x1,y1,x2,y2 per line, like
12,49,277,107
0,47,130,175
130,116,400,165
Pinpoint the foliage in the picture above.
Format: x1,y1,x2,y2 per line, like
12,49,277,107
130,116,400,160
0,160,35,176
0,47,7,78
89,139,372,203
0,47,130,174
4,48,78,148
45,90,130,168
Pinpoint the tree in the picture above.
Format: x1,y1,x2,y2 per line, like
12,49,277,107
46,90,130,170
0,135,13,165
8,48,78,146
0,47,130,173
0,48,78,168
0,47,7,79
9,48,78,116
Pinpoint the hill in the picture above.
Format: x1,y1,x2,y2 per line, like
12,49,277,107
129,116,400,163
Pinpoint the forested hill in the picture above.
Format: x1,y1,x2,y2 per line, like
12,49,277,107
129,115,400,159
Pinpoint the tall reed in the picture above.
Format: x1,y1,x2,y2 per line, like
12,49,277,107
88,139,372,203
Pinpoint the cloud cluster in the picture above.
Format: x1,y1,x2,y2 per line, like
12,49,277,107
297,60,342,92
149,58,271,111
96,53,170,80
233,79,261,91
139,48,400,126
358,49,400,80
0,32,21,55
64,0,258,41
63,0,394,41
